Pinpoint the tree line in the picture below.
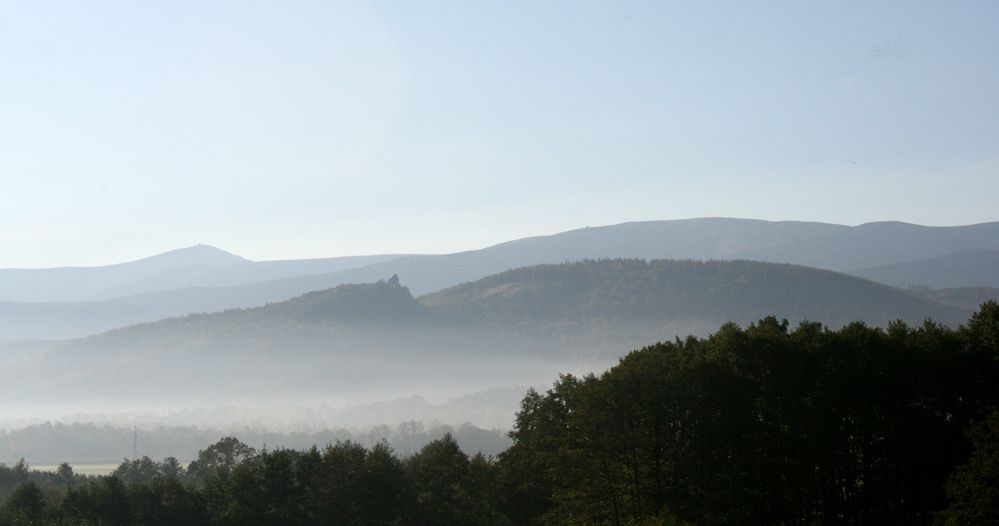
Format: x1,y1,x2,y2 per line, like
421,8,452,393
0,433,506,526
500,303,999,525
1,303,997,525
0,420,511,465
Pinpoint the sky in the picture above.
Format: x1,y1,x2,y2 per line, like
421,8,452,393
2,0,997,268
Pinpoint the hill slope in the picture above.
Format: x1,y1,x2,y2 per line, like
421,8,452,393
201,218,999,298
0,246,400,303
0,260,971,412
907,286,999,310
4,218,998,341
420,259,969,328
0,272,417,343
0,245,245,303
849,249,999,288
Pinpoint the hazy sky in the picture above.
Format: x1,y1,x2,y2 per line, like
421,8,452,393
2,1,997,267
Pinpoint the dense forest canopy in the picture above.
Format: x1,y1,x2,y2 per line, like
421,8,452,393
500,302,999,525
1,303,997,525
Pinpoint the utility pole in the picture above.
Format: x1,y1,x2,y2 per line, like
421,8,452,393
133,426,137,461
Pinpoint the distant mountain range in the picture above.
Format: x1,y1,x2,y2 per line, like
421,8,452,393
907,286,999,310
849,248,999,288
2,218,998,342
0,259,976,409
0,245,400,303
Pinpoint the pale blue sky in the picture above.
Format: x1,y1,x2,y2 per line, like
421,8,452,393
2,1,997,267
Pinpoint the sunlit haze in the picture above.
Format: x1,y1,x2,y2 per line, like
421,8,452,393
1,3,998,521
3,1,997,267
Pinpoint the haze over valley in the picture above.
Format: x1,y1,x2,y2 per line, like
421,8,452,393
1,218,996,438
3,1,997,523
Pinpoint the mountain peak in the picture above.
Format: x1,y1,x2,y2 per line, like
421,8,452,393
135,244,249,269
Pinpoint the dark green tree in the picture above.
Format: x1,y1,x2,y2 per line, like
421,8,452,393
226,448,307,526
186,436,256,483
407,433,505,526
0,482,47,525
937,410,999,525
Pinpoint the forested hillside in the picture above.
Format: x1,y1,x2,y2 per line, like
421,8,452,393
5,219,999,342
421,259,968,327
498,302,999,524
0,260,973,410
188,219,999,300
0,305,996,525
279,219,999,297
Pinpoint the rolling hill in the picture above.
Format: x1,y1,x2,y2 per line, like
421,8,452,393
849,248,999,288
419,259,970,327
907,286,999,310
3,218,997,342
0,245,401,303
0,259,972,412
230,218,999,298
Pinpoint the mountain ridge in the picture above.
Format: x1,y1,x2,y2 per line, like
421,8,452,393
0,244,246,272
0,258,973,408
3,218,998,341
849,248,999,288
0,248,403,304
